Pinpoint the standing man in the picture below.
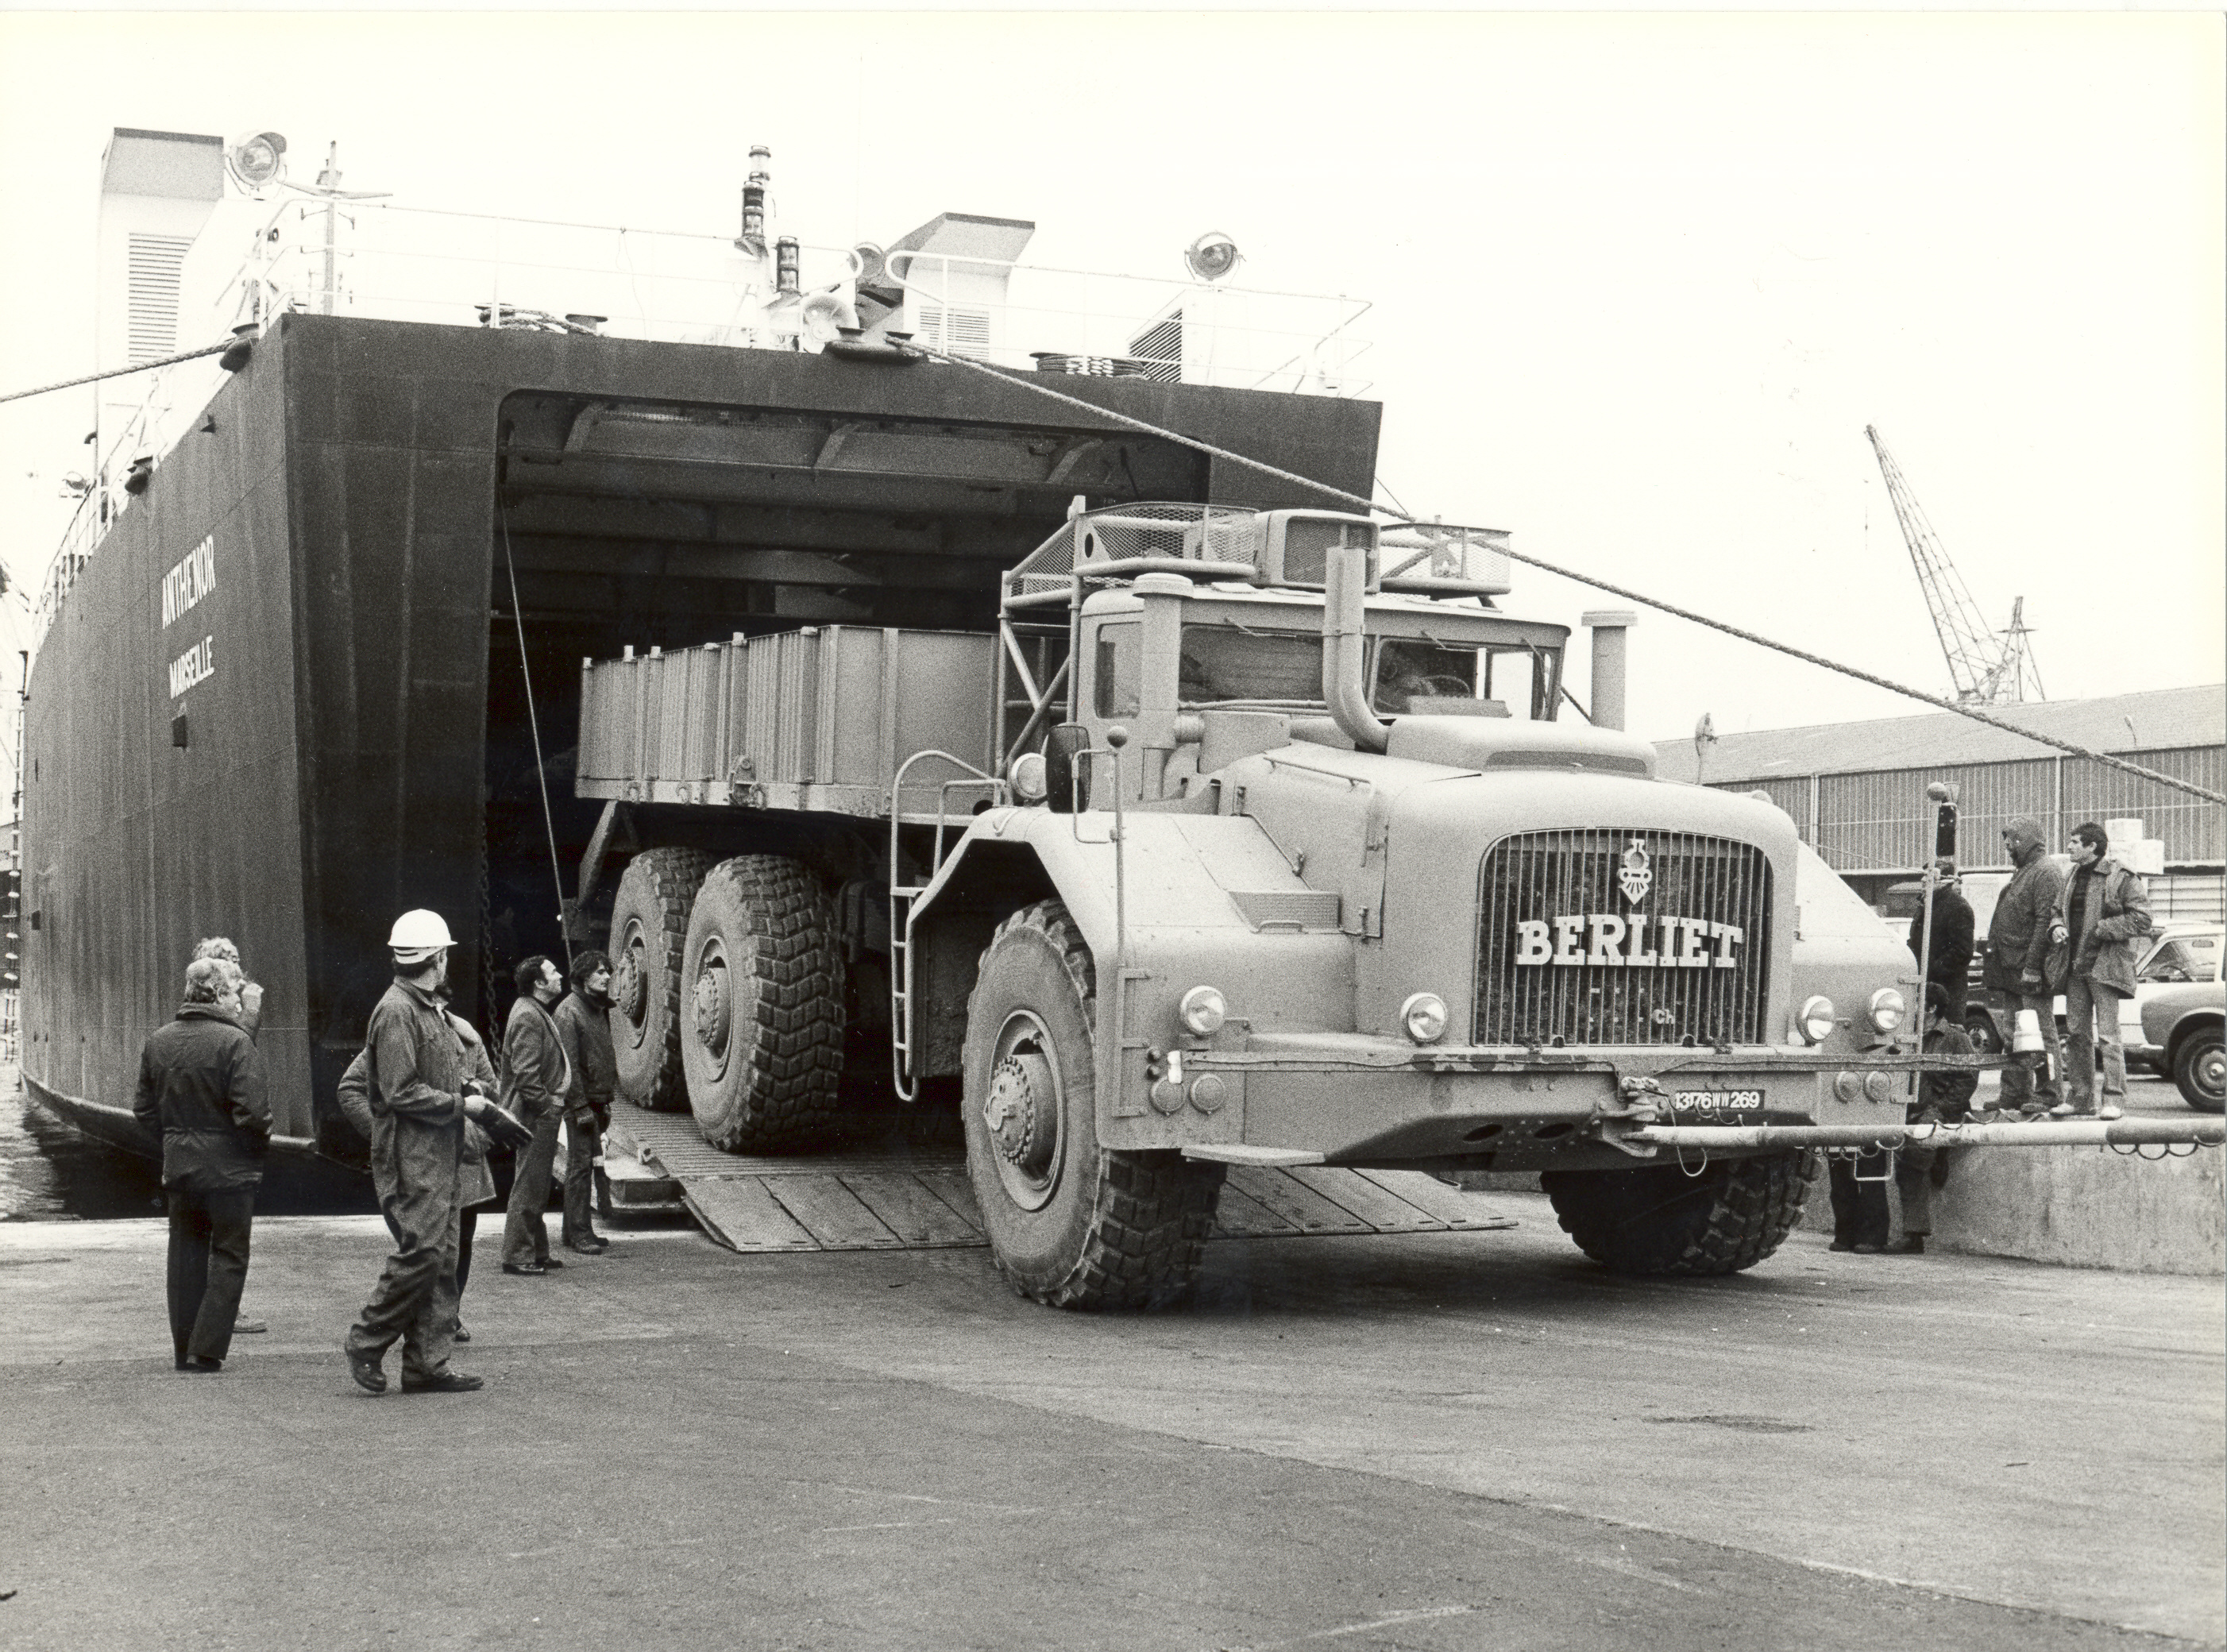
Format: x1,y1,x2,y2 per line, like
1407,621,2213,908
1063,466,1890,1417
133,957,269,1372
1982,815,2066,1120
1828,985,1978,1257
343,910,504,1395
1907,859,1975,1021
191,937,264,1041
2051,822,2152,1121
192,938,268,1336
500,955,573,1276
554,948,617,1255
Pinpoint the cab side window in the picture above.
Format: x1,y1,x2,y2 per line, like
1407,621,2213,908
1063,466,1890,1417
1094,623,1141,719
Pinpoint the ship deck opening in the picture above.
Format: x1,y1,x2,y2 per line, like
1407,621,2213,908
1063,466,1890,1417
482,387,1207,976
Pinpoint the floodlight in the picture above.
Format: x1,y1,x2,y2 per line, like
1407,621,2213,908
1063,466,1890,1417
225,131,288,191
1183,232,1240,283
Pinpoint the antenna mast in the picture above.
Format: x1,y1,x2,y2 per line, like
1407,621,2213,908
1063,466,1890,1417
1864,425,2041,705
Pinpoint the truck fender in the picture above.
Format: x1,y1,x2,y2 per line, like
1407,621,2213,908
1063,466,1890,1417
906,809,1355,1133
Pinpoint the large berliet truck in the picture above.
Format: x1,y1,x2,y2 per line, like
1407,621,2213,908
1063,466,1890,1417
577,498,1932,1307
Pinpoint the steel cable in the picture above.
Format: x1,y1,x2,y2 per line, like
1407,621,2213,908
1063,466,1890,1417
0,340,234,405
898,339,2224,805
498,508,572,971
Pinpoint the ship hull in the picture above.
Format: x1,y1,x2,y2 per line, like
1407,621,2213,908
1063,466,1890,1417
22,312,1380,1160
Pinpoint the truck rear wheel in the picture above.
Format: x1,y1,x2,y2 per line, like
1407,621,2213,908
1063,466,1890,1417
681,855,846,1152
1541,1151,1817,1276
610,847,714,1112
963,901,1224,1310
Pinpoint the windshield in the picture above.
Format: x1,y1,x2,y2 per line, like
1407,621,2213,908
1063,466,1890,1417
1171,624,1561,718
1178,627,1325,705
2140,933,2220,984
1373,638,1558,719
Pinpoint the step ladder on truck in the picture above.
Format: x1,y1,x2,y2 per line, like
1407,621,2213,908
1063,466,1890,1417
569,499,2224,1307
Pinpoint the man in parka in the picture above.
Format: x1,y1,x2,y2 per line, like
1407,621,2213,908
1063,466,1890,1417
1983,815,2066,1119
342,910,509,1395
2050,821,2152,1121
500,955,573,1276
133,956,269,1372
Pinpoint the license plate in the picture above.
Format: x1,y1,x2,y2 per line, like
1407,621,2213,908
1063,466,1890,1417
1672,1090,1765,1111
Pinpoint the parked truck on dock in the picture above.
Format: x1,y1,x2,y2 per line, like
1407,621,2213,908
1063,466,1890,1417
576,497,1939,1307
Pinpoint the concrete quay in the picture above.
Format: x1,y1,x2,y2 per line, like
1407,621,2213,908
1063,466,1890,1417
2,1193,2219,1650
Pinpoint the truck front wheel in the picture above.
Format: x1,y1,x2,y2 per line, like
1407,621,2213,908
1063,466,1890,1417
681,855,846,1151
610,847,714,1112
1541,1150,1818,1276
963,901,1224,1310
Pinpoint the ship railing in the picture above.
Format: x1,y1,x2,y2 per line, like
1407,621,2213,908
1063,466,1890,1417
34,349,226,645
206,200,1374,393
886,248,1372,396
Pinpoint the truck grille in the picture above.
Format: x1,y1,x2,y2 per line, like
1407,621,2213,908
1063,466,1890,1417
1474,828,1773,1047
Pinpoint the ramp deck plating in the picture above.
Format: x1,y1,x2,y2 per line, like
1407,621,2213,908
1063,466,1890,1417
604,1100,1516,1255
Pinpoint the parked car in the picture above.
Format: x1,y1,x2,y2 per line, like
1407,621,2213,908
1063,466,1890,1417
2140,981,2225,1113
2124,925,2223,1072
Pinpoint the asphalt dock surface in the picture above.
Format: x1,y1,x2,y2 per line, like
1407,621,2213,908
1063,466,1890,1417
2,1196,2220,1652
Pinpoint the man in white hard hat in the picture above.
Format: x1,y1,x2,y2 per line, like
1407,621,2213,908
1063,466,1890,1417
342,909,511,1395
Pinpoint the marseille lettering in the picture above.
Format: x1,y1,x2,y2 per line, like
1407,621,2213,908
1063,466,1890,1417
1515,914,1743,970
168,635,214,698
160,535,216,627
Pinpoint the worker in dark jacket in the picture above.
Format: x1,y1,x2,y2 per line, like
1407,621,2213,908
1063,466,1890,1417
133,957,270,1372
1907,859,1975,1022
2050,822,2153,1121
554,948,617,1254
1982,816,2065,1119
1830,986,1978,1256
500,955,573,1276
343,910,508,1395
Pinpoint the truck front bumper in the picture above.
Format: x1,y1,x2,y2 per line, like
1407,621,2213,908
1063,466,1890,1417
1119,1033,1991,1170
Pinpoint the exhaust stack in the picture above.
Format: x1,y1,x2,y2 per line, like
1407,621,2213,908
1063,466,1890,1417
1322,541,1391,753
1583,610,1637,731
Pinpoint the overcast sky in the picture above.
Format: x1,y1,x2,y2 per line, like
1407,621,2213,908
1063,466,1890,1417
0,10,2218,804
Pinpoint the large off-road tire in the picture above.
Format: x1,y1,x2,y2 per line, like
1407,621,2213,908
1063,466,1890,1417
681,855,846,1152
609,847,714,1112
963,901,1225,1310
1541,1150,1818,1276
2174,1029,2225,1114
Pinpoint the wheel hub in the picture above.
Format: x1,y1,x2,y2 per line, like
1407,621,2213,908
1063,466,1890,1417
691,958,731,1060
984,1052,1054,1181
616,940,646,1024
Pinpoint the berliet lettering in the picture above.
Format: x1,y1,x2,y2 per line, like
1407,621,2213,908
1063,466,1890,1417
1514,912,1745,969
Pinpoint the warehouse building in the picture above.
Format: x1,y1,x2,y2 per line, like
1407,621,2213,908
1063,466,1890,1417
1654,685,2225,923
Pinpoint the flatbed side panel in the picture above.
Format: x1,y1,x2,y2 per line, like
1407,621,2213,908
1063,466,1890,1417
577,627,998,805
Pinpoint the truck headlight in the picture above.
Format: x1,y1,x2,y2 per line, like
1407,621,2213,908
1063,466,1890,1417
1867,988,1906,1033
1009,752,1048,804
1400,992,1449,1045
1797,995,1838,1045
1179,985,1227,1036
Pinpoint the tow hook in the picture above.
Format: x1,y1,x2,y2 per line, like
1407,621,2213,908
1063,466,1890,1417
1589,1075,1668,1159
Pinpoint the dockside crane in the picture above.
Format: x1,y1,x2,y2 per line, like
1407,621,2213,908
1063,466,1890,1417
1865,425,2045,705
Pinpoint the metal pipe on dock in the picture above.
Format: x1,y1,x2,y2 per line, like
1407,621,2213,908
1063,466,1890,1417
1625,1118,2225,1150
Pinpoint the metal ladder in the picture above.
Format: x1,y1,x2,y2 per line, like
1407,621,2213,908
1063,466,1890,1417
887,751,1003,1102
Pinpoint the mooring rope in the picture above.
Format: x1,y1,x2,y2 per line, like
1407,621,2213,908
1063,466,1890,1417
895,338,2223,806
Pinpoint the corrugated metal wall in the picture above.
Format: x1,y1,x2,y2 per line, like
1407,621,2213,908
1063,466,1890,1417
1716,744,2222,874
2062,747,2224,863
